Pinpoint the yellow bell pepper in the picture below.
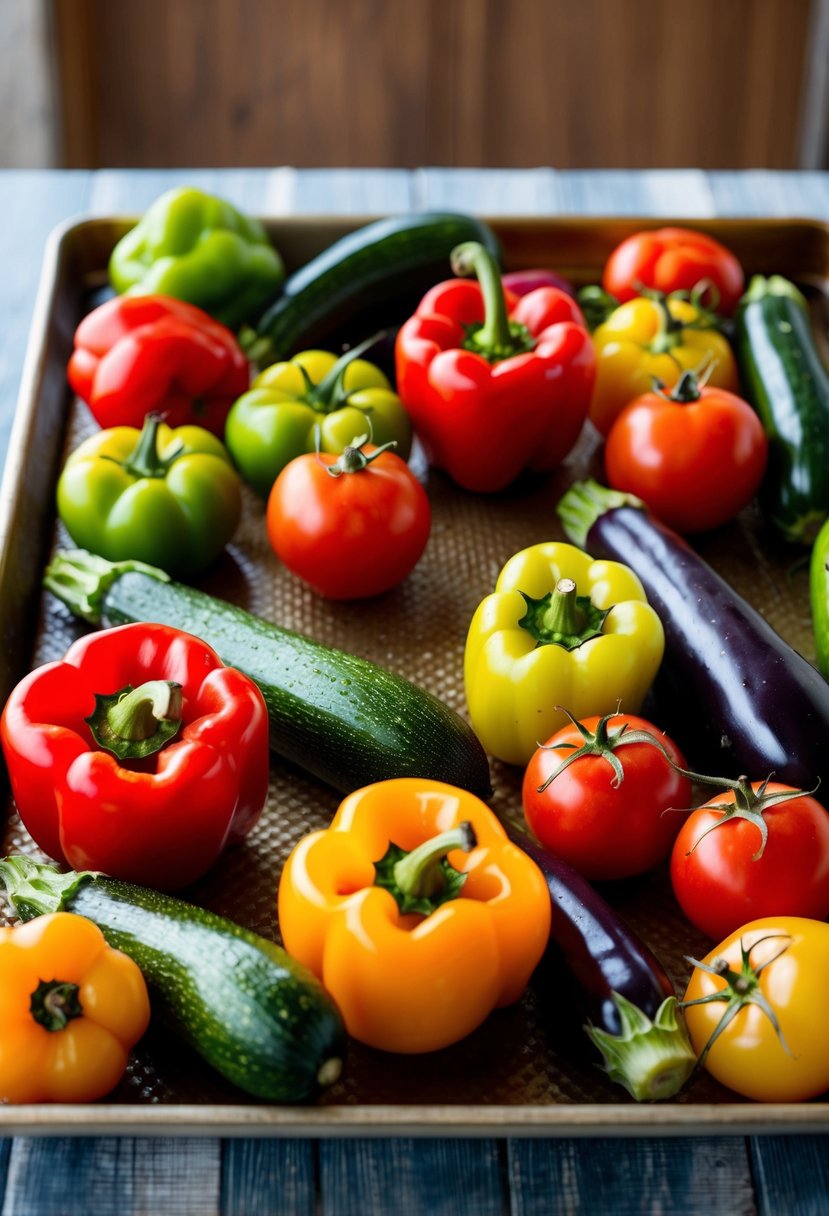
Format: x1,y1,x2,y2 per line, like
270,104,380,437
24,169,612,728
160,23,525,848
589,296,739,435
277,778,551,1054
464,541,664,765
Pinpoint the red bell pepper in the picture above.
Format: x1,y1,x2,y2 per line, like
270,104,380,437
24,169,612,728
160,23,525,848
67,295,251,436
0,622,269,890
395,242,595,492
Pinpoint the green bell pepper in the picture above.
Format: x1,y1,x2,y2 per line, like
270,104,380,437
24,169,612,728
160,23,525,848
56,414,242,577
224,338,413,497
109,187,285,330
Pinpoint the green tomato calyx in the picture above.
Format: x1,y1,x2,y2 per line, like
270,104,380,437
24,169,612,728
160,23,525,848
536,708,680,793
674,772,814,861
326,433,397,477
681,933,795,1068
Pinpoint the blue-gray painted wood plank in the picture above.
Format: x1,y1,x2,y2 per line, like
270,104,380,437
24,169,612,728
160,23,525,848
288,168,413,214
707,171,829,218
557,169,716,216
508,1137,756,1216
219,1138,316,1216
318,1138,506,1216
0,1140,10,1205
1,1137,221,1216
751,1136,829,1216
413,167,560,213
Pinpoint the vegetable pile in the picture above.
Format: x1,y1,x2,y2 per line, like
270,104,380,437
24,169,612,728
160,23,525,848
2,197,829,1111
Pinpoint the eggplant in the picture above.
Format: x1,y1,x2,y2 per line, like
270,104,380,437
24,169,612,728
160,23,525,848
559,479,829,790
504,818,695,1101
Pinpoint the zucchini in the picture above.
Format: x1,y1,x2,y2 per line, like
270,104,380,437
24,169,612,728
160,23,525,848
0,855,346,1103
734,274,829,543
44,550,492,799
252,212,501,362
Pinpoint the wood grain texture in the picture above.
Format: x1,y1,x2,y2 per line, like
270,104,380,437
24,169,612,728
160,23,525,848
318,1139,507,1216
509,1137,757,1216
1,1138,221,1216
750,1136,829,1216
49,0,814,170
220,1139,316,1216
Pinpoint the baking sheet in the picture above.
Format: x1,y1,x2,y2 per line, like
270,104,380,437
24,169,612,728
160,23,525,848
1,214,828,1135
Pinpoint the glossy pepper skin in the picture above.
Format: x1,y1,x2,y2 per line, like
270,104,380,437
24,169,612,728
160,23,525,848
67,294,251,436
278,778,551,1054
108,186,285,329
589,295,738,436
225,340,412,498
395,242,595,493
0,912,150,1104
0,622,269,890
56,414,242,577
464,542,664,766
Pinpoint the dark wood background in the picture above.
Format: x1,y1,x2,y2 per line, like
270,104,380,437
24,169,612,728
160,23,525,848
48,0,821,170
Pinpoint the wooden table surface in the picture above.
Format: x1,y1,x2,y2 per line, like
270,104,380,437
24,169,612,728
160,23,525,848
1,168,828,1215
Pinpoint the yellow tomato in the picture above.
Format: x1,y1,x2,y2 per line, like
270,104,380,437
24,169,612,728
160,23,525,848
683,917,829,1102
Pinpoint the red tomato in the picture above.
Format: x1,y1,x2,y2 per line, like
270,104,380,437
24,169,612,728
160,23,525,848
670,782,829,941
604,378,768,533
522,712,692,880
266,441,431,599
603,227,745,315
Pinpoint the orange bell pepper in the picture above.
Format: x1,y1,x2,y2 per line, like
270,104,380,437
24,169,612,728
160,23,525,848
0,912,150,1103
277,777,551,1053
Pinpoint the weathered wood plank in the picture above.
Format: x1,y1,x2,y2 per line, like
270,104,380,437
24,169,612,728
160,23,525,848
508,1137,756,1216
1,1137,221,1216
557,169,716,217
289,168,413,215
220,1138,316,1216
751,1135,829,1216
318,1138,506,1216
413,167,560,214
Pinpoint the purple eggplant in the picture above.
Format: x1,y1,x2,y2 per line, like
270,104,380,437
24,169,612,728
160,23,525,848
504,818,695,1100
502,268,575,298
559,480,829,790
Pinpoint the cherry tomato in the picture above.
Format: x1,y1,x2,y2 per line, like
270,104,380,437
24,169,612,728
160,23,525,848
670,781,829,941
266,439,431,599
604,375,768,534
522,712,692,881
603,227,745,314
683,917,829,1101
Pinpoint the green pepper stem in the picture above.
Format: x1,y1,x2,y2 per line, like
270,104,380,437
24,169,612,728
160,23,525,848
308,333,388,408
393,822,477,901
105,680,182,742
123,413,181,479
30,979,84,1033
648,295,682,354
517,581,609,650
541,579,583,636
451,241,534,361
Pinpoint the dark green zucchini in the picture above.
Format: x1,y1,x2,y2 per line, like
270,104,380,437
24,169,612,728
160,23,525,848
0,855,346,1103
44,550,492,799
252,212,501,361
734,274,829,543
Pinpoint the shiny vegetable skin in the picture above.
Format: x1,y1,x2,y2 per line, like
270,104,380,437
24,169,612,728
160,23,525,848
810,516,829,678
734,275,829,543
505,820,672,1031
559,481,829,790
44,551,492,800
0,857,345,1103
252,212,501,361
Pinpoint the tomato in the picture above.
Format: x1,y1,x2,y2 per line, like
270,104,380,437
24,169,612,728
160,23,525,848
683,917,829,1101
604,374,768,533
522,712,692,880
670,781,829,941
602,227,745,315
266,438,431,599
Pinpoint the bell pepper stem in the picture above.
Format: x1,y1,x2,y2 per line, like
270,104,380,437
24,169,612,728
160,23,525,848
393,822,477,900
586,993,697,1102
123,413,182,479
518,580,610,650
451,241,533,360
30,979,84,1032
308,333,389,407
85,680,184,761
